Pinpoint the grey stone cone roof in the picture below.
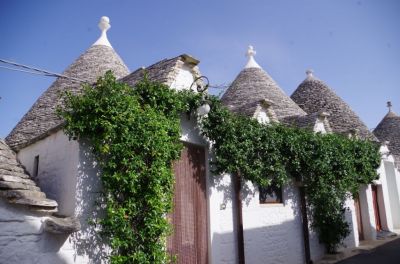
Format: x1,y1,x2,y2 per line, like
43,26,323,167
291,75,377,141
374,110,400,167
6,45,129,151
221,67,306,120
121,54,200,87
0,139,58,211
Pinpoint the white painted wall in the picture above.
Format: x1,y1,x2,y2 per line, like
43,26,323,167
170,65,196,91
313,118,327,134
0,199,87,264
255,108,270,124
242,180,305,264
342,197,359,248
15,130,106,263
18,131,80,216
358,185,377,240
383,161,400,229
375,161,394,231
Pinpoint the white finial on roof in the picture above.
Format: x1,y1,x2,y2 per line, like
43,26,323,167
92,16,112,48
387,101,392,112
245,45,262,69
306,69,314,78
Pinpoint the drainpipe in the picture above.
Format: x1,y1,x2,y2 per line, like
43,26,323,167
234,172,245,264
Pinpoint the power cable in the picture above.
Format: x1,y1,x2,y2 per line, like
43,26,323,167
0,58,230,89
0,59,89,84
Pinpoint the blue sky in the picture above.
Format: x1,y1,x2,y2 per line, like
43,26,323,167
0,0,399,138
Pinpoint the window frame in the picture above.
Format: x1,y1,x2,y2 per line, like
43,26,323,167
258,183,283,205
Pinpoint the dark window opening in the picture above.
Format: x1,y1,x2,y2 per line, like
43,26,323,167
33,155,39,178
259,184,283,204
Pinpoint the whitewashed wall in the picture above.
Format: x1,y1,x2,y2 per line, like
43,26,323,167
242,181,305,264
383,161,400,229
18,131,80,216
358,184,377,240
0,199,85,264
375,160,394,231
15,130,105,263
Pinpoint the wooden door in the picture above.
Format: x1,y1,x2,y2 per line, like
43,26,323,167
354,195,364,240
168,143,208,264
371,185,382,231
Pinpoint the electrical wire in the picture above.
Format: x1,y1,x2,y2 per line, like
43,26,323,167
0,58,230,88
0,59,89,84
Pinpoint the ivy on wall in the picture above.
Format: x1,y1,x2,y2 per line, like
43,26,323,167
59,71,200,263
60,72,381,263
200,97,381,253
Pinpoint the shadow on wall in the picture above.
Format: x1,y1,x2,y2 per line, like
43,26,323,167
0,200,69,264
208,171,327,264
212,219,306,264
70,140,108,263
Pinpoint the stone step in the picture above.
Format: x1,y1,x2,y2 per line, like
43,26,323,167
1,189,46,199
44,216,81,234
0,181,40,191
0,175,36,185
0,169,30,179
11,197,58,208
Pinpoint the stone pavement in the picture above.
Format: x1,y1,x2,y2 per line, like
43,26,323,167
316,234,400,264
336,237,400,264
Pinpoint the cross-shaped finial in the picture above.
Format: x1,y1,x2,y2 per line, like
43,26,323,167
387,101,392,112
244,45,261,69
246,45,256,58
306,69,314,78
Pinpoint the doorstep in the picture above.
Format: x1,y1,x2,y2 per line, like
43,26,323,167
315,234,399,264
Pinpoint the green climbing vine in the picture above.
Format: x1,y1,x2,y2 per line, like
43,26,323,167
200,97,381,253
59,71,381,263
59,71,201,263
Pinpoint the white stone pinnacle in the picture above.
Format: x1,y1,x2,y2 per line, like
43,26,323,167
306,69,314,78
92,16,113,48
244,45,262,69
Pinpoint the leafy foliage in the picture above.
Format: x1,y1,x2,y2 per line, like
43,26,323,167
59,71,200,263
201,97,381,253
60,71,380,260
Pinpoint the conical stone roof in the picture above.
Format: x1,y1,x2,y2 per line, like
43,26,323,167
374,106,400,167
291,70,377,141
6,17,129,151
221,46,306,119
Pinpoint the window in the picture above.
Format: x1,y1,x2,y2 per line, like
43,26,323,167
259,184,282,204
33,155,39,178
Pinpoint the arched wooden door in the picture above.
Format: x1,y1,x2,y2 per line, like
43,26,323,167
168,142,208,264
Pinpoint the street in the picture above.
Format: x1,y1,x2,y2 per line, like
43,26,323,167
337,238,400,264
